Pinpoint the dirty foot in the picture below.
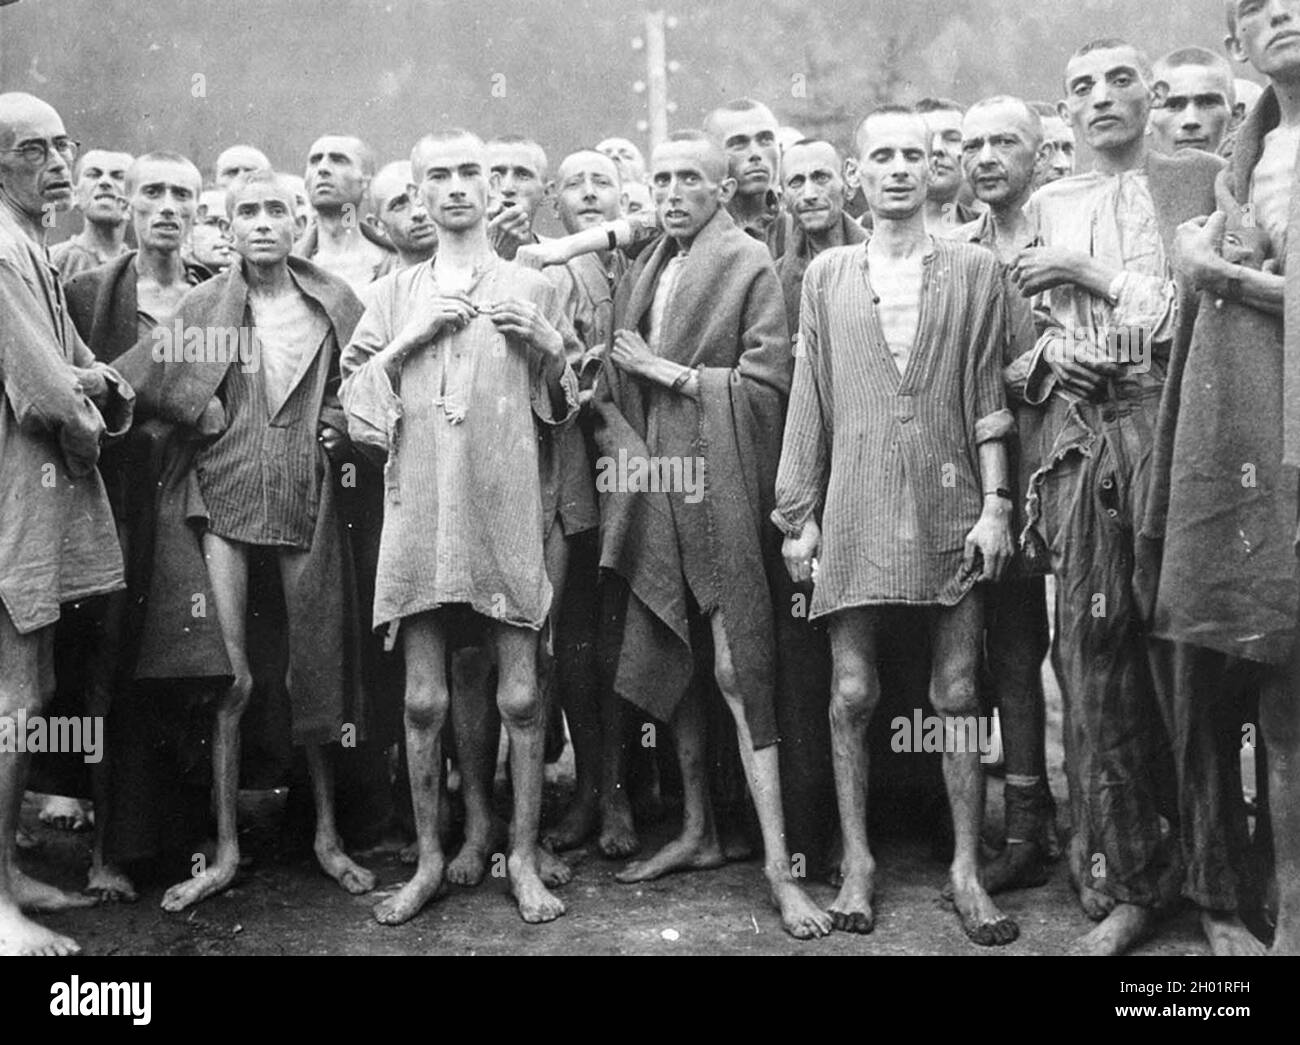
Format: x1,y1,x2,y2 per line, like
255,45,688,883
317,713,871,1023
949,871,1019,946
374,858,445,926
315,837,375,895
615,832,725,883
0,905,80,956
447,839,490,886
86,863,138,904
1070,902,1154,955
160,858,237,912
38,795,92,832
597,791,639,859
508,852,566,923
768,869,832,939
541,792,597,852
537,844,572,887
12,867,97,912
1201,910,1265,956
827,860,876,934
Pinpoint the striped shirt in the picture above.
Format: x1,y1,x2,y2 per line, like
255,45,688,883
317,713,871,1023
772,236,1013,615
192,295,332,548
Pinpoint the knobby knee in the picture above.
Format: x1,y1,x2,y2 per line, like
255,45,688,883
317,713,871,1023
496,681,542,725
404,678,450,730
829,672,876,724
930,671,980,718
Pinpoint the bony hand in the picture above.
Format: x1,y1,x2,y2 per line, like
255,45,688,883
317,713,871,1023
398,292,477,345
516,240,571,270
1010,245,1088,296
487,204,533,260
1042,329,1120,397
195,396,227,438
963,499,1014,582
490,298,564,361
611,329,656,378
70,365,108,402
318,424,348,457
782,518,821,584
1172,211,1228,289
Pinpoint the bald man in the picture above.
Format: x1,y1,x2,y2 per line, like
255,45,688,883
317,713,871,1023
296,134,396,293
1031,102,1077,187
1150,47,1236,155
0,92,134,955
536,149,638,858
371,161,436,268
486,135,551,261
51,147,133,280
703,98,788,257
214,144,271,190
594,130,829,938
596,136,647,185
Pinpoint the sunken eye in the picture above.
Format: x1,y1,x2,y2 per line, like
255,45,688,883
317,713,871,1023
756,132,776,146
812,171,833,184
787,176,805,190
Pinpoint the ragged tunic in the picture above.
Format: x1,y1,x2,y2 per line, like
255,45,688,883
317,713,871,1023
340,254,579,631
594,206,791,743
1150,89,1300,667
0,200,133,635
193,293,330,548
772,237,1012,616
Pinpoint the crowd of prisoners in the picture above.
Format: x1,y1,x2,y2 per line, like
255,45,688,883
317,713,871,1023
2,0,1299,958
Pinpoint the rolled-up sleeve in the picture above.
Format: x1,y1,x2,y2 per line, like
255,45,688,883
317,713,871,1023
339,296,402,458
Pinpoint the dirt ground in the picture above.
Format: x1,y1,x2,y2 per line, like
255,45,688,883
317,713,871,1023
20,655,1216,957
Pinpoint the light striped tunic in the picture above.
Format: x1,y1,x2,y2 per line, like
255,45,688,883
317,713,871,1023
772,237,1012,616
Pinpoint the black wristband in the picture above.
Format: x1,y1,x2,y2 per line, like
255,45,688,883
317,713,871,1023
984,487,1013,502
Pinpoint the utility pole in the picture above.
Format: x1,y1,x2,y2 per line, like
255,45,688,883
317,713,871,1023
631,10,679,153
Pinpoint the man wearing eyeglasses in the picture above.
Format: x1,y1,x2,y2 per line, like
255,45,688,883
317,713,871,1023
0,92,134,956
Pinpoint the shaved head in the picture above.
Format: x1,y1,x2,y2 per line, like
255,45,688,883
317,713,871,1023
653,132,729,184
372,160,415,211
557,149,620,186
0,92,64,151
411,129,486,182
215,144,271,188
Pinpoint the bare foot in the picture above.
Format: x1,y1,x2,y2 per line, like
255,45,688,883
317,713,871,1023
0,904,80,956
314,837,376,895
508,852,566,923
38,795,92,832
980,841,1050,895
536,845,572,887
86,863,138,903
1201,910,1265,956
949,871,1019,946
541,792,597,852
374,857,445,926
447,840,489,886
828,860,876,934
12,867,98,912
769,870,832,939
615,832,725,883
160,858,237,912
1070,902,1155,955
1068,834,1116,921
597,791,639,859
398,841,419,866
